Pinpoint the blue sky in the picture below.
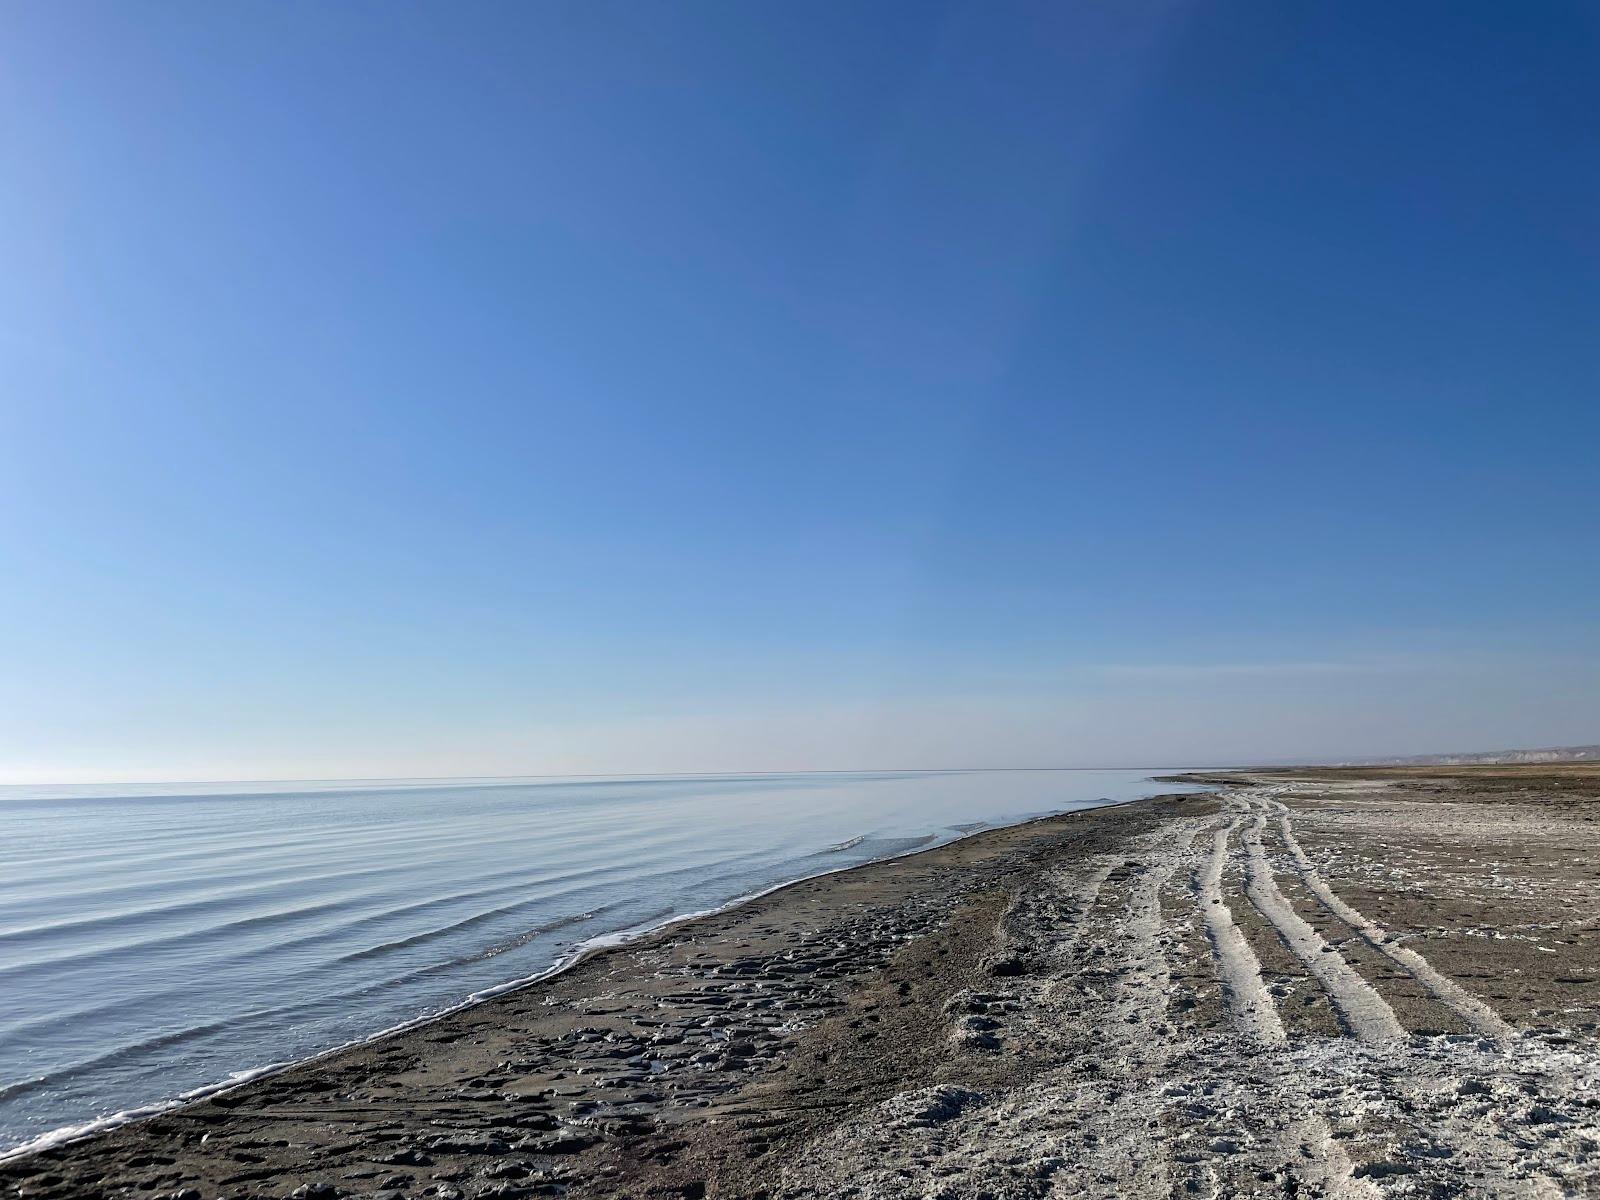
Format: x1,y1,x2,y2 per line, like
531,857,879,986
2,2,1597,781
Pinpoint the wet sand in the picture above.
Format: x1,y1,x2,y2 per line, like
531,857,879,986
4,768,1599,1198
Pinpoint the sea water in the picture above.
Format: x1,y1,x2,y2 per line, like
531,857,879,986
0,768,1196,1153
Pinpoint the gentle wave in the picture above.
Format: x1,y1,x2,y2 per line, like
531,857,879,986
0,768,1195,1154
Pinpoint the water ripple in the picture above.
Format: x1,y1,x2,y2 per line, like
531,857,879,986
0,768,1191,1152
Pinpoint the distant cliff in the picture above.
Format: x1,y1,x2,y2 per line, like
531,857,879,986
1348,745,1600,766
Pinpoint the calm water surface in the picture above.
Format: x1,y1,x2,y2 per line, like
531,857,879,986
0,768,1196,1153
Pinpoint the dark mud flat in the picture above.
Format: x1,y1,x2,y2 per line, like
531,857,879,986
8,769,1600,1200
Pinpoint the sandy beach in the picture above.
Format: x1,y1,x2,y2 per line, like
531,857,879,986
4,767,1598,1199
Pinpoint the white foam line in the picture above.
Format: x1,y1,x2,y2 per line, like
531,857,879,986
0,1063,287,1163
1267,798,1514,1041
0,787,1189,1163
1239,809,1405,1043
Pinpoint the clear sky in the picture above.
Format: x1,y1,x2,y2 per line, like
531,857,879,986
2,2,1597,783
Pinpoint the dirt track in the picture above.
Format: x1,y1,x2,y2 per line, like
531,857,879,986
785,774,1600,1198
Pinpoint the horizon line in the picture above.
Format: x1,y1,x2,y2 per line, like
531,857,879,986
0,764,1234,790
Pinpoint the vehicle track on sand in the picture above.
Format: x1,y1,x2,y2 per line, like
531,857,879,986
1190,806,1376,1198
1265,793,1515,1041
1011,858,1120,963
1091,824,1206,1195
1194,816,1287,1045
1119,825,1197,1031
1032,857,1121,1012
1238,802,1406,1043
776,780,1600,1199
1048,815,1376,1199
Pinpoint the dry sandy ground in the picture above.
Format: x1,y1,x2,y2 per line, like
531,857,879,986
3,768,1598,1199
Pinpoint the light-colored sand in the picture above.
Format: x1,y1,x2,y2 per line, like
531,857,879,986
784,777,1600,1198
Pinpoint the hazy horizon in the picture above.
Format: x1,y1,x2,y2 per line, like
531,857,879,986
5,708,1595,790
4,2,1596,784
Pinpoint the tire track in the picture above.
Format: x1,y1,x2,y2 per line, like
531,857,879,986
1211,793,1388,1198
1031,856,1120,974
1267,797,1515,1041
1102,822,1214,1056
1070,858,1119,922
794,781,1592,1199
1194,816,1287,1045
1082,829,1206,1197
1272,1108,1380,1200
1119,824,1200,1026
1186,808,1375,1199
1239,803,1406,1043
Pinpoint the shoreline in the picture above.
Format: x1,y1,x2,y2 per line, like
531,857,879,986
5,767,1598,1199
0,788,1186,1166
